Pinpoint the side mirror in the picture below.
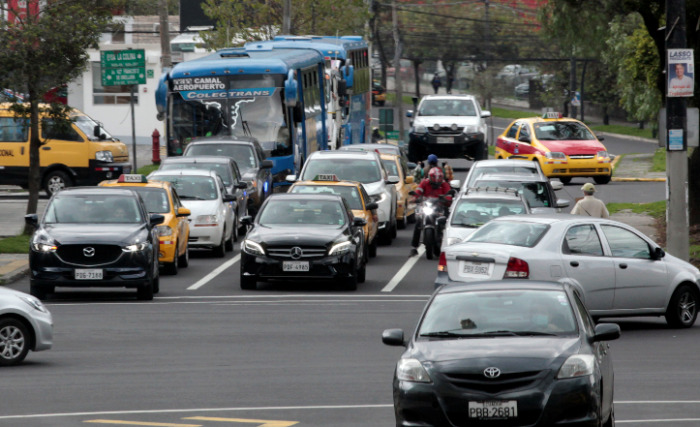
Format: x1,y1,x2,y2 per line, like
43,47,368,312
556,199,570,208
24,213,38,226
365,202,378,210
652,246,665,260
284,69,299,107
176,207,191,217
592,323,621,342
596,134,605,141
261,160,274,169
353,217,367,227
285,174,297,182
387,175,400,184
382,328,406,347
405,176,414,184
450,179,461,189
223,194,236,202
235,182,248,189
149,214,166,226
342,64,355,88
406,110,414,118
481,110,492,118
550,180,564,191
241,216,253,226
93,125,101,138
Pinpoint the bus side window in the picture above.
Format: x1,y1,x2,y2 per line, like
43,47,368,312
0,117,28,142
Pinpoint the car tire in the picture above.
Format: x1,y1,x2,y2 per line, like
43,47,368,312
594,174,612,185
472,141,488,161
603,404,614,427
397,206,407,229
226,219,236,251
559,177,572,184
164,244,179,275
0,318,30,366
240,274,257,290
357,261,366,283
43,170,72,196
369,238,377,258
137,278,154,301
424,228,436,260
213,231,226,258
342,263,358,291
29,281,51,300
178,244,189,268
665,284,699,328
153,272,160,294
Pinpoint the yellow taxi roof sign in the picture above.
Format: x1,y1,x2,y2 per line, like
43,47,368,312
542,112,563,119
117,174,148,183
313,174,340,182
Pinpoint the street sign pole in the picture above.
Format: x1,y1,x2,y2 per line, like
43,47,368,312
131,84,137,172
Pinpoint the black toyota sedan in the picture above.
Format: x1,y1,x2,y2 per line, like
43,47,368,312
382,281,620,427
239,193,366,291
25,187,163,301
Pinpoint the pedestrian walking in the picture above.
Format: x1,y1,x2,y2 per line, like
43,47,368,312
571,183,609,218
413,161,425,181
442,161,454,181
431,73,442,94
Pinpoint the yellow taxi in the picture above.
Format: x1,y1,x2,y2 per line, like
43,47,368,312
379,153,417,228
288,175,380,258
494,112,612,184
99,174,191,275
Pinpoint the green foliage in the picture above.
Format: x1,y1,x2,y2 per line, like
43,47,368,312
138,164,161,175
489,107,535,120
606,200,666,219
0,235,30,254
587,124,653,139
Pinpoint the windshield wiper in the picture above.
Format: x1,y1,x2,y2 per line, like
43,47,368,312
420,330,466,338
483,330,557,336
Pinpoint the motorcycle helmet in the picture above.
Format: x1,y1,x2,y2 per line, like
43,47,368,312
428,167,444,188
427,154,438,166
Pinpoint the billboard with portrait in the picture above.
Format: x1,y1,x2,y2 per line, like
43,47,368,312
668,49,694,97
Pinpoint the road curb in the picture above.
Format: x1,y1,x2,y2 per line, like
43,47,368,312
0,264,29,286
612,177,666,182
597,131,657,144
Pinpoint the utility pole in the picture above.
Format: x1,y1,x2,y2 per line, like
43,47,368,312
158,0,171,69
392,0,404,147
283,0,291,34
665,0,690,260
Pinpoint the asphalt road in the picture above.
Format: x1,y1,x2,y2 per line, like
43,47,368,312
0,116,684,427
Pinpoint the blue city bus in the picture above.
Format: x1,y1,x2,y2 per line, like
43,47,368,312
155,46,327,187
245,36,370,149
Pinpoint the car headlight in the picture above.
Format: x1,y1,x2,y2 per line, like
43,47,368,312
413,125,427,134
545,151,567,160
557,354,595,379
397,358,432,383
31,242,57,252
596,151,611,162
463,125,479,134
95,150,114,162
370,193,387,204
156,225,173,236
242,239,265,256
328,241,352,256
446,237,463,246
123,242,148,252
195,215,218,226
19,295,49,314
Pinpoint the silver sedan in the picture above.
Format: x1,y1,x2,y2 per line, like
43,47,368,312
0,287,53,365
436,214,700,328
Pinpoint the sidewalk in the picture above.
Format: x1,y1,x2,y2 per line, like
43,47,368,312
0,153,665,286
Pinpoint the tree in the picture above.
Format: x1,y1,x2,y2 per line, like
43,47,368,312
0,0,122,235
200,0,369,50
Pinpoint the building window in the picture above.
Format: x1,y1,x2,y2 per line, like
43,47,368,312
92,63,139,105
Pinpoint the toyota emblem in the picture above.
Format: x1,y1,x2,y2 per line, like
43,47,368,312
483,367,501,379
290,247,303,260
83,247,96,258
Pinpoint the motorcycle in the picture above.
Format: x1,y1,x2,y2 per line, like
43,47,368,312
412,192,449,260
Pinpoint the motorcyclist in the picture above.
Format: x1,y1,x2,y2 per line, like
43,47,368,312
410,155,453,256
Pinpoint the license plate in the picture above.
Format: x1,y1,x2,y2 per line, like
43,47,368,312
75,269,103,280
469,400,518,419
283,261,309,272
462,261,490,275
437,136,453,144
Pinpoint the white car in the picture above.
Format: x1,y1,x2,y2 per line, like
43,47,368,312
290,150,398,244
474,173,570,214
436,214,700,328
461,158,549,191
0,287,53,366
406,94,490,163
442,186,530,247
148,169,235,257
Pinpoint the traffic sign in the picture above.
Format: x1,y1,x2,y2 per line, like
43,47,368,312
386,130,399,140
101,49,146,86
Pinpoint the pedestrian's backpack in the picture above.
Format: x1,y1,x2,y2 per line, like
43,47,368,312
432,75,441,86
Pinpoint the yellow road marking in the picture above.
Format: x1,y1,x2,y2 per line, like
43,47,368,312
0,260,26,275
184,417,298,427
84,420,201,427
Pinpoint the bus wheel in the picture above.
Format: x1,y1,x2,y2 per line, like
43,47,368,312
44,170,72,195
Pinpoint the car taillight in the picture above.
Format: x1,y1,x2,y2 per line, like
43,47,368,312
504,257,529,278
438,252,447,272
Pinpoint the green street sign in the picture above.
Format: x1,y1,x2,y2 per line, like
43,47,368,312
386,130,400,140
100,49,145,68
101,67,146,86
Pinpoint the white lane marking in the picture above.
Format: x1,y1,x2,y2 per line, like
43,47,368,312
381,245,426,292
492,125,506,131
617,419,700,424
0,404,393,420
187,254,240,290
